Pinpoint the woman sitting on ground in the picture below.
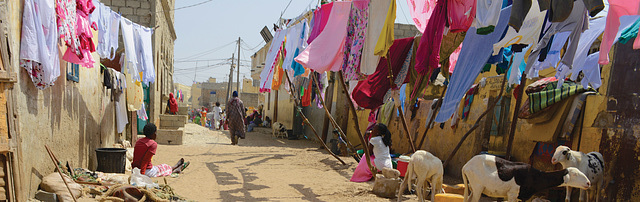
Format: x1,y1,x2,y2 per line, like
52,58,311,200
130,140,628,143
132,123,189,177
368,123,393,172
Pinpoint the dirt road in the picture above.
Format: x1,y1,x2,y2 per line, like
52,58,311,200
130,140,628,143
151,123,419,201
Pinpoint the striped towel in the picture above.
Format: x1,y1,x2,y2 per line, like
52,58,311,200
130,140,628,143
528,81,586,114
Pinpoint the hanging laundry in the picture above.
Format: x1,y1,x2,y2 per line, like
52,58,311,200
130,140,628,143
510,0,604,31
406,0,437,33
361,0,392,75
352,37,414,109
271,45,286,90
378,98,395,125
525,0,589,76
529,32,570,75
447,44,462,74
462,84,478,120
138,103,148,121
435,6,511,123
283,20,307,71
301,77,312,107
103,65,113,89
564,7,608,82
394,43,414,88
135,25,156,85
374,0,397,57
494,2,546,55
20,0,60,90
56,0,81,58
342,0,370,82
308,3,333,44
124,58,144,111
508,45,530,85
95,3,120,60
599,0,640,64
618,17,640,44
414,0,447,75
397,84,407,117
121,18,139,80
448,0,476,33
114,70,128,134
295,1,351,73
62,0,97,68
474,0,502,34
425,98,439,128
260,30,286,92
580,53,602,89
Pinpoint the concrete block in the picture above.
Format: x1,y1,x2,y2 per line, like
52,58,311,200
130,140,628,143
136,8,151,16
141,1,150,8
372,174,400,198
156,129,183,145
35,190,57,202
111,0,125,7
128,15,139,23
126,1,140,7
120,7,133,15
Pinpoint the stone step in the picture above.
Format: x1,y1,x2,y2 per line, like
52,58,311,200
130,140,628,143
155,128,184,145
159,114,187,129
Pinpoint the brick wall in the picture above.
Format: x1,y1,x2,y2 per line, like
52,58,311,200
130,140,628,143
394,23,419,39
102,0,154,27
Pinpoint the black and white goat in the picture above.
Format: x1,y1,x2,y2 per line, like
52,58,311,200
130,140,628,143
552,146,605,202
463,154,591,202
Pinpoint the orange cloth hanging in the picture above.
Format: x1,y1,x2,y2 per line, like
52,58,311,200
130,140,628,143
301,79,312,107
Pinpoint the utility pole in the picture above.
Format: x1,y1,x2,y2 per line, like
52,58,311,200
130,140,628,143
237,37,241,94
226,53,235,107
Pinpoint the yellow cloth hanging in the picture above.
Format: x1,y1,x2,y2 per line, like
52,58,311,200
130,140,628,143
271,44,286,90
374,0,397,57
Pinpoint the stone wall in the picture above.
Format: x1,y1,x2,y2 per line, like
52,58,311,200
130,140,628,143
240,93,259,109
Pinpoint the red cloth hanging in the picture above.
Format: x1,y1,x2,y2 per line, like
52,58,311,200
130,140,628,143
352,37,415,109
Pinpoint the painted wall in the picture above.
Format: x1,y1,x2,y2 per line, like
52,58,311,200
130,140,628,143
7,3,118,199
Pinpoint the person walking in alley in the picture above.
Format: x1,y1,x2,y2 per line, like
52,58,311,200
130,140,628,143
132,123,189,177
211,102,223,130
165,93,179,115
227,91,246,145
200,107,207,127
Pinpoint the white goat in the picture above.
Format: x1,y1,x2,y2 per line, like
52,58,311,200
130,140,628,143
463,154,591,202
397,150,443,202
552,146,605,202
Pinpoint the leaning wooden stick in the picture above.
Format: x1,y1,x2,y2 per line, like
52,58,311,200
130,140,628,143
505,72,527,160
45,145,78,202
310,73,357,155
397,104,416,153
417,85,447,149
338,70,376,174
283,71,346,165
443,55,513,168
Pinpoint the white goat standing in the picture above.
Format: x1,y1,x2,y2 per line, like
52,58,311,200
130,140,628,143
552,146,605,202
397,150,444,202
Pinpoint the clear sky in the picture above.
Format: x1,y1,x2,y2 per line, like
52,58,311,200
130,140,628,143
172,0,414,86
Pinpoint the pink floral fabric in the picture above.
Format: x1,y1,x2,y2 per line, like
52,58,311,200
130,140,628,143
342,0,370,81
56,0,81,57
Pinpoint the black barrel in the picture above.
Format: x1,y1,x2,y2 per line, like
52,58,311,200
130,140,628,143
95,148,127,173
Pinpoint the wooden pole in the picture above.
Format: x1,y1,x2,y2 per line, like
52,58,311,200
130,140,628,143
283,71,346,165
417,85,447,149
320,73,335,144
398,104,417,153
44,145,77,202
443,56,513,168
505,73,527,160
311,73,357,154
338,71,376,174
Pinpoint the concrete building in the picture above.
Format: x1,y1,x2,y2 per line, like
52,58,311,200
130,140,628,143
101,0,177,130
0,0,177,200
190,78,240,109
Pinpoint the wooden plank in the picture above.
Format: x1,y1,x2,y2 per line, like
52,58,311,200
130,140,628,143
0,71,16,83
